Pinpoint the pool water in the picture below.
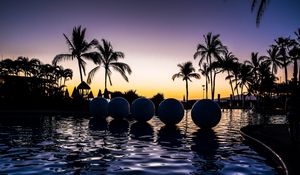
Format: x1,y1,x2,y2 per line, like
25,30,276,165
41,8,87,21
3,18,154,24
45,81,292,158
0,110,285,174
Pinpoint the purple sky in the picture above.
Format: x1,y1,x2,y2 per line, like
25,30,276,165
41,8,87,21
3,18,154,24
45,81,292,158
1,0,299,99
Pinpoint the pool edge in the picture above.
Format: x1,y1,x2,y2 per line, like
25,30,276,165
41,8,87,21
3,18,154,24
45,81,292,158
240,127,289,175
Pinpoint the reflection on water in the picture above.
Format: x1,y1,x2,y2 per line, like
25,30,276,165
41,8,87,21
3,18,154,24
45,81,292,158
191,129,219,157
130,122,154,142
157,125,183,148
108,119,129,135
0,110,285,174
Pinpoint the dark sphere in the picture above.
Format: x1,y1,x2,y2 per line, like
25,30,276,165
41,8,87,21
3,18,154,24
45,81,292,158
191,99,221,129
131,98,155,122
158,98,184,125
108,97,130,119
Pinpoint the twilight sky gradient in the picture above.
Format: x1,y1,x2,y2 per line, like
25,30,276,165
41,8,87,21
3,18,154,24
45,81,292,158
0,0,299,99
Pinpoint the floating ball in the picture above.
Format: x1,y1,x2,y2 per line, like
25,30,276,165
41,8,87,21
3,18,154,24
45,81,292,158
108,97,130,119
191,99,221,129
131,98,155,122
89,97,109,117
158,98,184,125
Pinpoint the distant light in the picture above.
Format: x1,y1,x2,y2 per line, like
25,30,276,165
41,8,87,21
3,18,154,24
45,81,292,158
191,99,221,129
108,97,130,119
158,98,184,125
89,97,109,118
131,97,155,122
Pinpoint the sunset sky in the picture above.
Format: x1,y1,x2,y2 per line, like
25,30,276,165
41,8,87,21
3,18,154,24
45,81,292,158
0,0,299,99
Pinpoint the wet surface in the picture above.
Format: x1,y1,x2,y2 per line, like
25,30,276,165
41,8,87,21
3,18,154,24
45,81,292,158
0,110,286,174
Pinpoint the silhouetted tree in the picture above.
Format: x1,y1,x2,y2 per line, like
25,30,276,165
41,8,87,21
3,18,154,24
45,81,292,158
289,43,300,88
0,59,15,75
194,32,227,100
274,37,292,85
53,26,98,83
257,61,276,95
62,68,73,86
151,93,164,111
264,46,282,75
218,51,238,100
172,62,200,102
110,91,123,99
124,90,140,104
234,62,253,100
87,39,132,98
245,52,266,81
199,63,210,99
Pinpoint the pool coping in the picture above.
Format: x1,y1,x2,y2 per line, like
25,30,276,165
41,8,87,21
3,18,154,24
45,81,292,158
240,127,289,175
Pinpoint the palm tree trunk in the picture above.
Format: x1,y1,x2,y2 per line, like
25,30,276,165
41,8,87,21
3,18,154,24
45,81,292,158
293,59,298,88
284,59,288,84
208,56,213,100
212,71,216,101
77,56,83,83
104,68,109,99
228,71,235,100
205,76,208,99
241,85,244,108
235,76,239,101
105,68,108,90
186,79,189,102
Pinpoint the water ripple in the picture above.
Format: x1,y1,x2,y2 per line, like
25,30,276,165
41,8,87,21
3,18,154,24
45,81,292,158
0,110,285,174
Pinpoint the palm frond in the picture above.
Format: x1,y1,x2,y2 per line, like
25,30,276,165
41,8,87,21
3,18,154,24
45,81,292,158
89,39,99,48
111,64,130,82
114,51,125,58
82,52,101,64
256,0,268,26
172,73,183,81
110,62,132,74
52,54,73,65
189,73,201,79
87,66,100,84
63,34,75,51
251,0,257,12
225,75,234,80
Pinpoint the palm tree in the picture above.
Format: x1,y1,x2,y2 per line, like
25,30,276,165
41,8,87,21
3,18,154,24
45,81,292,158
257,61,276,95
274,37,292,85
290,28,300,87
199,63,210,99
62,68,73,86
52,26,98,83
194,32,227,100
231,62,241,100
245,52,266,81
245,52,267,97
235,62,253,100
87,39,132,98
28,58,41,77
16,57,30,77
219,51,238,99
1,58,18,75
264,46,282,76
172,62,200,102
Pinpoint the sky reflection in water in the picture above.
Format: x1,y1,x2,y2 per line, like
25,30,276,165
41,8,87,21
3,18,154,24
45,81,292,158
0,110,286,174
